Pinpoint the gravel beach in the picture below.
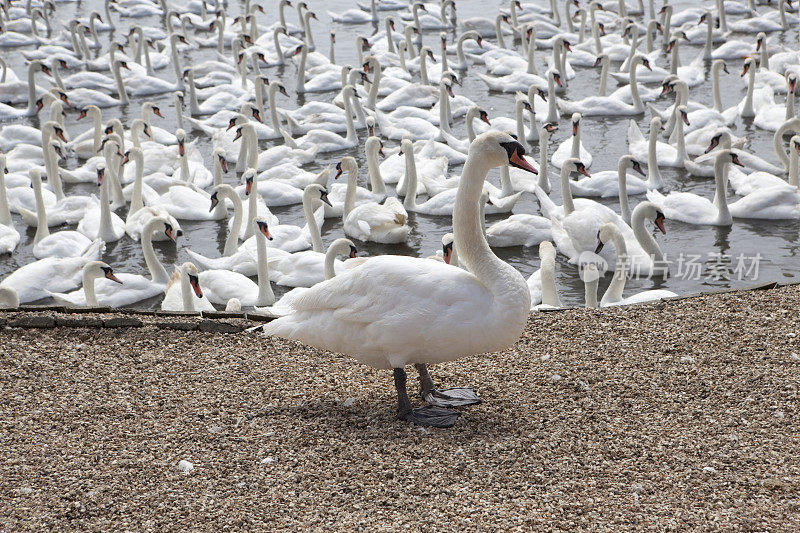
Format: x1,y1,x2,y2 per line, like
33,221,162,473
1,286,799,531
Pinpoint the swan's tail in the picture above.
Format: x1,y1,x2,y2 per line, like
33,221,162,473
184,115,216,136
81,238,105,260
533,185,558,219
16,205,38,227
627,119,645,145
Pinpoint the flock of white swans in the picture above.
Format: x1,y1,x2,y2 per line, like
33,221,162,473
0,0,798,424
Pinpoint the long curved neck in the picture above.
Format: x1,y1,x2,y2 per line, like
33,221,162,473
255,228,274,305
385,19,395,53
742,63,756,117
180,270,195,312
716,0,728,31
537,130,551,191
540,255,561,307
669,40,679,74
403,150,419,210
790,143,799,187
495,16,506,49
712,64,723,112
0,165,10,227
32,175,50,243
405,27,416,59
83,271,99,307
645,21,656,53
629,59,643,111
584,276,598,308
342,92,356,142
592,20,602,54
466,109,478,142
515,100,527,151
45,141,65,201
564,0,574,32
296,45,307,92
130,155,144,214
367,144,386,196
452,150,528,308
571,125,581,159
112,62,128,104
617,159,632,224
712,154,731,223
26,64,38,114
303,13,315,49
439,84,451,133
598,57,608,96
703,17,712,59
673,112,688,162
247,126,258,169
273,29,283,64
223,189,243,255
268,84,281,131
440,40,448,73
632,208,664,263
367,62,380,110
525,31,537,75
559,164,575,214
602,230,628,304
546,76,558,122
98,173,114,242
304,193,323,252
419,51,430,85
456,33,467,66
646,124,664,189
786,85,795,121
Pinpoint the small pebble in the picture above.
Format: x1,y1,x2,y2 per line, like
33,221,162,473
178,460,194,473
342,398,355,407
260,457,275,464
702,466,717,474
551,374,562,382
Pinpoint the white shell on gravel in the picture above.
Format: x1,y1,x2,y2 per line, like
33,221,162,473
178,460,194,473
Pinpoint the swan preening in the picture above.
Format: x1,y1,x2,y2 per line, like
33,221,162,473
0,0,796,428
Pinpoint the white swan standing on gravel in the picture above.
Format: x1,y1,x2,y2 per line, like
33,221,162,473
261,131,535,428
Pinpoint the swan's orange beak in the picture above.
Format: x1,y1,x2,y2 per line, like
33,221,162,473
506,144,538,174
256,220,273,240
164,224,176,242
232,127,243,140
705,136,720,154
77,109,87,120
219,156,228,173
577,164,591,177
245,177,253,195
188,274,203,298
104,268,123,284
349,246,357,259
54,127,67,142
178,139,184,157
252,109,262,123
442,243,453,264
153,107,164,118
655,213,666,234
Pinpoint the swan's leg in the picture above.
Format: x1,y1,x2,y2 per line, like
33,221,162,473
394,367,460,428
414,363,482,408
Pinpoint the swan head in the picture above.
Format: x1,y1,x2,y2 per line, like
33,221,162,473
792,136,800,156
180,262,203,298
365,136,384,157
634,201,667,235
86,261,123,285
254,217,273,241
213,148,228,173
676,105,690,126
44,121,68,143
366,116,376,137
741,57,756,77
49,141,66,162
622,155,646,177
330,237,357,259
144,102,164,118
0,286,19,309
334,157,357,179
440,233,455,264
756,32,766,50
474,130,537,174
787,72,797,94
476,108,491,125
242,168,256,195
570,113,581,135
420,46,436,63
175,129,189,157
594,222,619,254
704,130,731,153
225,298,242,312
564,157,590,178
304,183,332,207
633,55,652,71
539,240,556,263
398,137,414,156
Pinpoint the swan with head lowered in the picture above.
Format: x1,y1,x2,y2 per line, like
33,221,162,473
557,55,652,116
161,262,216,312
594,223,677,306
260,131,535,428
0,239,104,304
56,217,177,307
47,261,123,307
